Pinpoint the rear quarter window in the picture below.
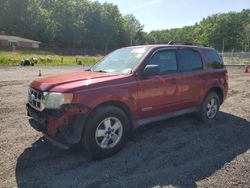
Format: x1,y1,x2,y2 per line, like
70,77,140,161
202,49,224,69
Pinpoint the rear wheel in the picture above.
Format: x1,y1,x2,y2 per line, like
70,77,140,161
82,106,129,159
199,92,220,122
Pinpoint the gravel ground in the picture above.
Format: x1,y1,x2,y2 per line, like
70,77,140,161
0,65,250,188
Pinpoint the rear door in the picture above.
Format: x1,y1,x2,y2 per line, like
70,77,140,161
137,49,181,119
176,48,206,108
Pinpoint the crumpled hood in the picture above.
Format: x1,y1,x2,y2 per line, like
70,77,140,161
30,71,127,92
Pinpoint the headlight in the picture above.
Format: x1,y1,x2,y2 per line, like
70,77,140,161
43,92,73,109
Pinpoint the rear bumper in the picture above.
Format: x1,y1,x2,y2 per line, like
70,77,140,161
26,103,90,148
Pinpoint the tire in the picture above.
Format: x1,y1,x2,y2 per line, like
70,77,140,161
198,92,220,122
82,105,130,159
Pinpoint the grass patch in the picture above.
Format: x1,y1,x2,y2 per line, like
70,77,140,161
0,50,103,66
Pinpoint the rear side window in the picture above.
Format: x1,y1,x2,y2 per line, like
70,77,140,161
178,49,203,72
203,49,224,69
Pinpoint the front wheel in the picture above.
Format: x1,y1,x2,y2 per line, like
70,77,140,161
199,92,220,122
82,106,129,159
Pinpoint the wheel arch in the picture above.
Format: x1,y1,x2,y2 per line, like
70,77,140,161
205,87,224,105
85,100,134,131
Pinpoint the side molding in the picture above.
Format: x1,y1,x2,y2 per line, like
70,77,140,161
136,107,199,127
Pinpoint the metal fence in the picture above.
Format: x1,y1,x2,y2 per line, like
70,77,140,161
44,48,107,56
0,46,108,56
222,52,250,65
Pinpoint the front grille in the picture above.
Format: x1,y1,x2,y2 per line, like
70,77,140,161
28,87,44,111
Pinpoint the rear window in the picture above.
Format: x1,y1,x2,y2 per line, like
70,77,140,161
203,49,224,69
178,49,203,72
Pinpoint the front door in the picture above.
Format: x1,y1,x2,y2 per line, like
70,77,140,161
137,49,181,119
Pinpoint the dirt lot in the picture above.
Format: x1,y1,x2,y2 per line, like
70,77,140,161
0,65,250,188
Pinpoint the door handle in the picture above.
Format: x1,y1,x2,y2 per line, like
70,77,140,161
170,79,177,84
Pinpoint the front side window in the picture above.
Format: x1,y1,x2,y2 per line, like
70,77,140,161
178,49,203,72
92,47,150,74
147,50,177,74
203,49,224,69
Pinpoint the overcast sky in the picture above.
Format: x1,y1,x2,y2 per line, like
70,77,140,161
95,0,250,32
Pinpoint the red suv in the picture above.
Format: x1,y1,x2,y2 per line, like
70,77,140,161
27,42,228,159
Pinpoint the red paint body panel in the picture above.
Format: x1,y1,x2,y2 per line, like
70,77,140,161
31,71,128,92
136,73,181,118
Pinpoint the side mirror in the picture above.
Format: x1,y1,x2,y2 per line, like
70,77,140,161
142,64,160,76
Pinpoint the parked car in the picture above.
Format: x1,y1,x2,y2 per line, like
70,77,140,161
26,42,228,159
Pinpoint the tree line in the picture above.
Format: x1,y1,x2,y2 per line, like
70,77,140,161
147,9,250,52
0,0,249,52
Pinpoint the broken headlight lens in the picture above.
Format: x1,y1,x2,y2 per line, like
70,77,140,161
42,92,73,109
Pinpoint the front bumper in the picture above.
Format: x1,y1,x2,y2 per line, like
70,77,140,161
26,103,90,149
28,118,69,149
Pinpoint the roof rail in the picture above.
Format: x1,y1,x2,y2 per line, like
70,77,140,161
168,41,208,47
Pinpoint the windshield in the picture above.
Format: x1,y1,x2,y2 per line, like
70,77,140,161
91,47,150,74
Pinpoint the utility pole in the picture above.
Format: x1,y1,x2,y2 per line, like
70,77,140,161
130,18,135,46
222,37,224,54
130,27,133,46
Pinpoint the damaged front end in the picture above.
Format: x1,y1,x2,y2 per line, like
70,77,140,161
26,87,90,149
27,103,90,149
